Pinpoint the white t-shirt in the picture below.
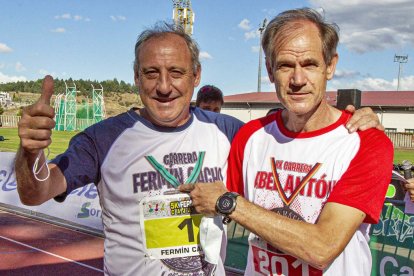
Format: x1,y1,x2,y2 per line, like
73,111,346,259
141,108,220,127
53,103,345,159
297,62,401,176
52,107,243,275
227,110,393,276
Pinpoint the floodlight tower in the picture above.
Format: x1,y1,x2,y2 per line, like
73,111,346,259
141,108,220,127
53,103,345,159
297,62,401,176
257,18,267,92
394,54,408,91
172,0,195,35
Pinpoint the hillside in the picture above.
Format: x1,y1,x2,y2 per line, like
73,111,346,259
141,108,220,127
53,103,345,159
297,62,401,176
3,91,143,117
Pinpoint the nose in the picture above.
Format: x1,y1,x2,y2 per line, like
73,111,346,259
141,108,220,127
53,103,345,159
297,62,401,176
157,72,172,94
290,66,307,87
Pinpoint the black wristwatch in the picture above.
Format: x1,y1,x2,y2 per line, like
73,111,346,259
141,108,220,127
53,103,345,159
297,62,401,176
215,192,239,224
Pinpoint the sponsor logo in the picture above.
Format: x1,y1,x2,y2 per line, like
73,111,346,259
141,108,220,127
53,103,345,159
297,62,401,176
69,184,98,199
380,256,413,275
0,169,17,192
77,202,102,218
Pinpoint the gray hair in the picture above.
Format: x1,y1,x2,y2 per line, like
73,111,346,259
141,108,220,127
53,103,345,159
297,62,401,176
262,8,339,66
133,22,201,74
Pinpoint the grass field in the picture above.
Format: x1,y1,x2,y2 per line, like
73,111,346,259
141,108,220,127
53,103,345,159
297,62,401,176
1,127,414,163
0,128,78,159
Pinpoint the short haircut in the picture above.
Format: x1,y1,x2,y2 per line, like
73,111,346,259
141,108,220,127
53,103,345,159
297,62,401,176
262,8,339,67
134,21,201,74
195,85,224,106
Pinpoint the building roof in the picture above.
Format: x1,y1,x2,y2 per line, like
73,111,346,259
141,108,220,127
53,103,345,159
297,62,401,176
223,91,414,107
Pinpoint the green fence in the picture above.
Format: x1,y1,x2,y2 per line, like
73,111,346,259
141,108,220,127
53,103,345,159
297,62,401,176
370,200,414,275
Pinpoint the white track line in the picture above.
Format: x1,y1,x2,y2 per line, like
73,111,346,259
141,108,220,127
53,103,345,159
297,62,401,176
0,208,104,238
0,235,104,273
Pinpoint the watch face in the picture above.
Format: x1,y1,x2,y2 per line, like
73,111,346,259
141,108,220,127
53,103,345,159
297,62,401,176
218,195,235,214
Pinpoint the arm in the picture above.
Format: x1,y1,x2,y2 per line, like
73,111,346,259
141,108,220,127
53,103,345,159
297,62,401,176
180,182,365,269
230,197,364,269
15,75,67,205
345,105,384,133
405,178,414,202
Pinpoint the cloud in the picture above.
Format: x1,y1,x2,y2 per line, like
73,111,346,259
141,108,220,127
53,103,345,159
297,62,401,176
238,18,263,40
238,19,251,30
334,69,361,79
0,72,27,83
51,28,66,33
199,51,212,60
15,62,26,72
0,43,13,53
262,8,278,16
55,13,71,20
328,75,414,91
245,30,259,40
110,15,127,22
55,13,90,22
310,0,414,53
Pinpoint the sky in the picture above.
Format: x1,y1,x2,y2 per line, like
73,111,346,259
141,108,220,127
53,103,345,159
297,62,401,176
1,0,414,96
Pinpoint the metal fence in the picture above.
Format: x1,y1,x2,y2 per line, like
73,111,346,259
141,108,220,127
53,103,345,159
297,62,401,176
0,115,20,127
0,115,93,131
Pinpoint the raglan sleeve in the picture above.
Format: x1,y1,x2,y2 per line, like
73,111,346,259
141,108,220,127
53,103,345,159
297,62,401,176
327,129,394,224
51,130,100,196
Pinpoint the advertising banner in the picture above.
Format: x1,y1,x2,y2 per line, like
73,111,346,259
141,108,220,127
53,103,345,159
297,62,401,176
0,152,103,231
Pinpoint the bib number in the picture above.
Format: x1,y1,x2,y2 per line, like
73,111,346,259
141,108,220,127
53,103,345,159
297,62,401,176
251,245,322,276
140,193,203,259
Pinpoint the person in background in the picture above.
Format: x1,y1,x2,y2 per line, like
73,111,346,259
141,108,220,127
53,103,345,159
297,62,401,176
195,84,224,113
196,86,385,134
181,8,394,275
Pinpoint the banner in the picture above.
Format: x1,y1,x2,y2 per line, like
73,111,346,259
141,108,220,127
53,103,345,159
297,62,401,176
0,152,103,231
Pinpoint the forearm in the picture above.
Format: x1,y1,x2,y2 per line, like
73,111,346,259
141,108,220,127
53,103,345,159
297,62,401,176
15,147,62,205
230,197,344,269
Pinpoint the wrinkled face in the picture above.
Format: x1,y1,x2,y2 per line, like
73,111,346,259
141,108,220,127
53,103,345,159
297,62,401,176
135,34,201,127
266,22,337,116
198,100,222,113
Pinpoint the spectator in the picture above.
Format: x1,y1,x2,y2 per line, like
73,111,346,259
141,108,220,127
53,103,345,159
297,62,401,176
195,85,224,113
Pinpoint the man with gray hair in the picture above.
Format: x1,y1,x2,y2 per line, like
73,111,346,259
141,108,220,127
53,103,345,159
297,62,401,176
14,22,244,275
181,8,393,275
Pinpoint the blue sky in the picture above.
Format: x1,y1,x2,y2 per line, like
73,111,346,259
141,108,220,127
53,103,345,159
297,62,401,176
1,0,414,96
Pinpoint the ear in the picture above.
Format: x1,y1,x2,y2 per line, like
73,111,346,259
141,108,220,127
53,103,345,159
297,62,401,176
326,53,338,80
134,66,140,87
194,66,202,87
266,58,275,83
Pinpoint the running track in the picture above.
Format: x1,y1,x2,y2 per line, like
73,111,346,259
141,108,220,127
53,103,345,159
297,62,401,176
0,209,243,275
0,209,104,275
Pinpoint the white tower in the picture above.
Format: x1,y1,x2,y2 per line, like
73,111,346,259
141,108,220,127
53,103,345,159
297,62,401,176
172,0,195,35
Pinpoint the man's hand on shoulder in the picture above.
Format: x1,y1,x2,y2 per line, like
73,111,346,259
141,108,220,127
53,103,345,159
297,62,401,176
345,105,384,133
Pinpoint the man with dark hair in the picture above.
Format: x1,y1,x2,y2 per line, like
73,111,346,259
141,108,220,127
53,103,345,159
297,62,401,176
196,85,224,113
181,8,394,275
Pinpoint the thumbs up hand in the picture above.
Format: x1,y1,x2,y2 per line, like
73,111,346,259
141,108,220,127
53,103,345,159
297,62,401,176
18,75,56,154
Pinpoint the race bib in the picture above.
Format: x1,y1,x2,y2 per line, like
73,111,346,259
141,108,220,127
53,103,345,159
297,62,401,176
250,239,322,276
140,193,204,259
